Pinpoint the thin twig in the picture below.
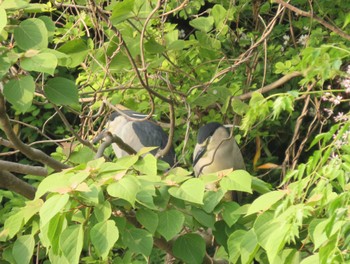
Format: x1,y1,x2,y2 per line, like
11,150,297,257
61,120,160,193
275,0,350,41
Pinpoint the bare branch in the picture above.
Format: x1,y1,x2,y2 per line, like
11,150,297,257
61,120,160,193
0,93,69,171
234,71,303,101
275,0,350,41
0,160,48,176
0,170,36,200
94,131,137,159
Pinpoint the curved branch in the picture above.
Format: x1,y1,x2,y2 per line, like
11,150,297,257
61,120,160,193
94,131,137,159
275,0,350,41
0,170,36,200
234,71,303,101
0,93,69,171
0,160,48,176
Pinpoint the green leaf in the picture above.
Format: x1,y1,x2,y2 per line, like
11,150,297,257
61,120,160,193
191,207,215,229
107,175,140,206
57,39,89,67
39,194,69,227
212,4,227,26
227,230,246,263
59,224,84,264
0,7,7,33
35,171,90,199
300,254,319,264
12,235,35,264
40,214,67,254
173,234,206,264
0,54,11,79
133,154,157,175
123,227,153,256
44,77,79,106
189,17,214,32
14,18,48,50
90,220,119,260
0,0,29,9
247,190,287,215
221,202,241,227
202,190,225,213
111,0,135,25
94,200,112,222
220,170,252,193
310,219,328,250
251,177,272,194
136,209,158,234
21,52,57,75
4,211,24,239
232,98,249,116
3,75,35,113
168,178,205,204
144,39,165,54
157,210,185,241
240,229,259,264
272,95,294,119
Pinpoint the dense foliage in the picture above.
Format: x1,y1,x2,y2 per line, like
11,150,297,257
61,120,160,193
0,0,349,263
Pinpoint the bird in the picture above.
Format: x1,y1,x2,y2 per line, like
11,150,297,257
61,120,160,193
193,122,245,177
106,110,176,166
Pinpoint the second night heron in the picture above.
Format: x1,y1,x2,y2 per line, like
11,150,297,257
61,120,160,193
107,110,176,166
193,122,245,176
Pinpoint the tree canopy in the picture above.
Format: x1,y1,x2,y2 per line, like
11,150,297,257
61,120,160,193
0,0,350,263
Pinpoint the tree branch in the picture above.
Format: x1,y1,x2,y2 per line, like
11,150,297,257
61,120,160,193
0,93,69,171
233,71,303,101
94,131,137,159
0,170,36,200
275,0,350,41
0,160,48,176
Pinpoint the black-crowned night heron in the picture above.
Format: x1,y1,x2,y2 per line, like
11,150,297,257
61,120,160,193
193,122,245,176
107,110,176,166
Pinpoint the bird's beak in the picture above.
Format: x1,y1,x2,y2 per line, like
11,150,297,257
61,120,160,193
193,146,206,167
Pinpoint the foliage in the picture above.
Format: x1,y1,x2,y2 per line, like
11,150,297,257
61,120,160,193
0,0,350,263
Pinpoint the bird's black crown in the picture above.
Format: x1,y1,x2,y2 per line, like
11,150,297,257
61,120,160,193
197,122,223,144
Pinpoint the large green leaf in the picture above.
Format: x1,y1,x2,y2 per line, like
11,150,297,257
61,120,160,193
107,175,140,206
0,7,7,33
90,220,119,260
136,208,158,234
173,234,206,264
39,194,70,227
189,17,214,32
247,190,287,215
240,229,259,264
44,77,79,106
202,190,225,213
35,171,90,199
110,0,135,25
123,227,153,256
59,224,84,264
40,214,67,254
3,75,35,113
21,52,57,75
221,201,241,227
94,200,112,222
57,39,89,67
12,235,35,264
0,0,29,9
168,178,205,204
133,154,157,175
220,170,252,193
191,207,215,229
14,18,48,50
157,209,185,241
227,230,246,263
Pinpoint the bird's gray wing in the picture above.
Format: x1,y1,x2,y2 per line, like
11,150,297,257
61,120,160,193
132,121,175,165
